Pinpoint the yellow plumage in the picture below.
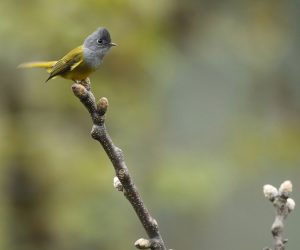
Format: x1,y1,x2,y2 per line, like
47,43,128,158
19,46,96,82
18,61,57,72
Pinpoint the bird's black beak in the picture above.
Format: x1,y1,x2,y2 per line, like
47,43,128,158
109,42,117,47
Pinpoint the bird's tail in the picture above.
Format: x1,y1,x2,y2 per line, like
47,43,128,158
18,61,57,73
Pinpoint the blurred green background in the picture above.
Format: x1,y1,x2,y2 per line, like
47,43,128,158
0,0,299,249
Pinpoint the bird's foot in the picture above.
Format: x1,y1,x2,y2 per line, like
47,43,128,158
75,78,91,91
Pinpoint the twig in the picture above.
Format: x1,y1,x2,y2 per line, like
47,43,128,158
71,82,168,250
263,180,296,250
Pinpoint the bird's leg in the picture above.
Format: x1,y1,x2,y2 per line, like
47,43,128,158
74,78,91,91
81,78,91,91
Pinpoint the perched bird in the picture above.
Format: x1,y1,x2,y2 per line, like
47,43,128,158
19,27,116,82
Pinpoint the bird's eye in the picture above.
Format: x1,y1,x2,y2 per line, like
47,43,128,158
97,39,103,44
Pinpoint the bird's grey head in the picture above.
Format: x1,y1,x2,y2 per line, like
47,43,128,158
83,27,116,55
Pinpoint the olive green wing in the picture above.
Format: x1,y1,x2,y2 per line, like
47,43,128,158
46,45,83,82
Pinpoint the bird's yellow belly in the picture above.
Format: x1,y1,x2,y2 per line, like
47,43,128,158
61,62,96,81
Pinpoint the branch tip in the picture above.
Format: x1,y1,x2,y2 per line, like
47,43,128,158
279,180,292,197
71,83,88,98
263,184,278,201
97,97,109,115
286,198,295,212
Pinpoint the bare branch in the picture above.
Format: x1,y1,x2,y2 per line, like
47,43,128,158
72,83,168,250
263,180,295,250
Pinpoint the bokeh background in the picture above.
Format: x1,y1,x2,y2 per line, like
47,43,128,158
0,1,299,249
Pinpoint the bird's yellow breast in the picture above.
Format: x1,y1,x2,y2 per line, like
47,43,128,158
60,61,96,81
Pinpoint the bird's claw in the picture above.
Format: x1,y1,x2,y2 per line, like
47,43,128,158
75,78,91,91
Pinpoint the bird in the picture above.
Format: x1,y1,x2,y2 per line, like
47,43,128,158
19,27,116,83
